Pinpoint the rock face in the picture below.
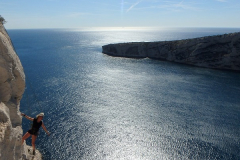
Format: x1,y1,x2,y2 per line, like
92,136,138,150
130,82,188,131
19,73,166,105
0,23,41,160
102,32,240,71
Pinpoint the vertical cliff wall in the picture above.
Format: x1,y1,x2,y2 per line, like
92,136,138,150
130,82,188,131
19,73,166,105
102,32,240,71
0,24,41,160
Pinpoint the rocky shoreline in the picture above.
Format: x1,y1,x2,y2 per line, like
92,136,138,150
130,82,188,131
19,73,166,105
0,23,42,160
102,32,240,71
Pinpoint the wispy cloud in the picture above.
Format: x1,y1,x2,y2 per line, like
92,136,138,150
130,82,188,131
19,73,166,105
125,1,200,13
152,1,200,11
215,0,227,2
126,0,143,12
156,1,200,11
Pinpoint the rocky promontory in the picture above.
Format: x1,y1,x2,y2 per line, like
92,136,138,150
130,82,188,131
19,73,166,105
0,23,41,159
102,32,240,71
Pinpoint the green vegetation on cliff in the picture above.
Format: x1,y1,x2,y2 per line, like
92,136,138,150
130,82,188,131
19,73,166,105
0,15,6,24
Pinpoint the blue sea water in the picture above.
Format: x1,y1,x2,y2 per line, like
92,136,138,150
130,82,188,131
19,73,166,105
8,28,240,160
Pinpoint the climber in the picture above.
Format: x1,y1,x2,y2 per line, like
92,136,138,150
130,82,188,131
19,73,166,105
21,112,50,155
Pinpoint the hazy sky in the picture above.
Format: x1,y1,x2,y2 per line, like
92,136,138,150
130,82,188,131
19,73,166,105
1,0,240,29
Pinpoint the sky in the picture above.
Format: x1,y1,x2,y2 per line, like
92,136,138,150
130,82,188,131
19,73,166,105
0,0,240,29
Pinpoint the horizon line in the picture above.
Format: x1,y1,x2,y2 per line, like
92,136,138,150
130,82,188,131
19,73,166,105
5,26,240,31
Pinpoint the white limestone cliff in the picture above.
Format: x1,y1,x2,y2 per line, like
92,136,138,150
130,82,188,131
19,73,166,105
0,23,41,160
102,32,240,71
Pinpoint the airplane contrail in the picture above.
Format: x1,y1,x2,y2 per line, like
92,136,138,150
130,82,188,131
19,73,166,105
126,0,143,12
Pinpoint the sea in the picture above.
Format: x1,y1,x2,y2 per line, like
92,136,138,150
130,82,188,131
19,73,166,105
7,27,240,160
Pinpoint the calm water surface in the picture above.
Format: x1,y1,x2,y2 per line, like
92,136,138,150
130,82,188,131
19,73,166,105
8,28,240,160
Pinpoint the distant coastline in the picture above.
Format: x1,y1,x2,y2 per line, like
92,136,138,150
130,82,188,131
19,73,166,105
6,27,240,32
102,32,240,71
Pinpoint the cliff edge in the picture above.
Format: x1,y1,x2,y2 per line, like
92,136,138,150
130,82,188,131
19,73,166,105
0,23,41,159
102,32,240,71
